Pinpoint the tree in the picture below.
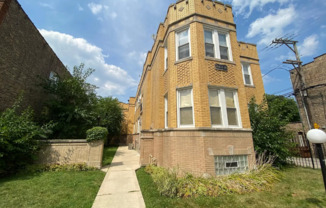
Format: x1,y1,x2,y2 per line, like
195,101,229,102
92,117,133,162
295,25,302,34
0,98,52,176
249,97,294,166
95,97,124,142
42,64,98,139
265,94,300,123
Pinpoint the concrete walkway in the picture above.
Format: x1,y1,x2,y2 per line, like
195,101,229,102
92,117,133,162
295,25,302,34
92,146,146,208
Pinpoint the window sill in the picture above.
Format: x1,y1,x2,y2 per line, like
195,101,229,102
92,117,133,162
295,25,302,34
244,84,255,88
175,57,193,65
205,57,236,65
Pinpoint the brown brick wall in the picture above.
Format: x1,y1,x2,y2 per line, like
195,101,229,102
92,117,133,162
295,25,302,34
0,0,68,114
290,54,326,130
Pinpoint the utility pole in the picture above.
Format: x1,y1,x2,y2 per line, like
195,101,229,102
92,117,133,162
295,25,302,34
272,38,312,130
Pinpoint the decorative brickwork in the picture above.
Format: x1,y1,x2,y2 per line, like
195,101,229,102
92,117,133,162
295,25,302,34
123,0,265,176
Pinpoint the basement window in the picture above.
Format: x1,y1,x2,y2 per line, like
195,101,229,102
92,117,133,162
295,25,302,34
215,155,248,175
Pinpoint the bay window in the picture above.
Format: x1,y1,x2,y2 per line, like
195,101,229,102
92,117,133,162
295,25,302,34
176,28,190,60
204,27,232,61
177,88,194,127
209,88,241,128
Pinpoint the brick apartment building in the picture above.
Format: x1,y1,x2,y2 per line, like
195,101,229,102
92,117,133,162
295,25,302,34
290,53,326,132
123,0,265,176
0,0,68,113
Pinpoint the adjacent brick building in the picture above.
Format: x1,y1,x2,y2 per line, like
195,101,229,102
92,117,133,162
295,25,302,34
0,0,68,113
124,0,265,176
290,53,326,131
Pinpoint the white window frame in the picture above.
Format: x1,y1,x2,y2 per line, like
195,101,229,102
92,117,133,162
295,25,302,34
204,27,233,61
175,27,191,61
164,46,168,71
177,87,195,128
137,117,142,133
164,95,168,129
242,62,254,86
208,88,242,128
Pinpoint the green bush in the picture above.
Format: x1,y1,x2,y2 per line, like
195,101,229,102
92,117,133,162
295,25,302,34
145,165,281,198
249,97,295,166
86,127,108,142
26,163,98,173
0,99,53,176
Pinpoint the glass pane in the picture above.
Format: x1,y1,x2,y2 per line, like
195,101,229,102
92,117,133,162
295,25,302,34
179,44,190,59
227,108,238,126
218,34,227,46
220,46,228,60
211,107,222,125
178,29,189,46
180,107,193,125
205,43,215,57
166,112,168,127
245,74,251,85
204,30,213,44
180,89,192,107
225,91,235,108
209,90,219,107
243,64,249,74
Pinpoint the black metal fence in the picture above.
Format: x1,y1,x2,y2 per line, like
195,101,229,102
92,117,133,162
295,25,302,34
288,131,326,169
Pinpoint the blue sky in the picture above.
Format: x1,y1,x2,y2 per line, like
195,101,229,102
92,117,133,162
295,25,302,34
19,0,326,102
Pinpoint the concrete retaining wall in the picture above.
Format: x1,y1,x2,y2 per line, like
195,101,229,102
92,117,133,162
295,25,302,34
38,140,104,169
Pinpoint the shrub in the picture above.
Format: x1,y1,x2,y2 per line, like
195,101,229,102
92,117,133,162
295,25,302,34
0,99,53,176
249,97,295,166
26,163,98,173
145,165,282,198
86,127,108,142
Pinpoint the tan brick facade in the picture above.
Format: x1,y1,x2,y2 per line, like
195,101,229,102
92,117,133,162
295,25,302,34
124,0,265,176
0,0,69,114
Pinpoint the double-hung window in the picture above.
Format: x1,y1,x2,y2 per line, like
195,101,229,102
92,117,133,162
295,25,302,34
164,96,168,128
176,28,190,60
178,88,194,127
204,27,232,61
209,88,241,128
204,30,215,57
242,63,253,86
164,46,168,70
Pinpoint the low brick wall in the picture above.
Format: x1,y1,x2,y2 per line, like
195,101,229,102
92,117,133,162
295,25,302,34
38,140,104,169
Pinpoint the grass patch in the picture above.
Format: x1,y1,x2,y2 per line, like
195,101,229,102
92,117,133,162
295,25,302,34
102,146,118,166
137,167,326,208
0,170,105,208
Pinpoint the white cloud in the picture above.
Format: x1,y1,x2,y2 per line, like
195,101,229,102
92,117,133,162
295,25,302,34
262,74,280,84
88,3,104,15
226,0,291,17
298,35,319,57
39,29,137,97
247,6,296,45
78,4,84,11
39,3,54,10
110,12,118,19
128,51,147,67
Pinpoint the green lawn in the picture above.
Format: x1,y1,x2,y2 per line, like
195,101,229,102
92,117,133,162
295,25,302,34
102,145,118,166
137,167,326,208
0,170,105,208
